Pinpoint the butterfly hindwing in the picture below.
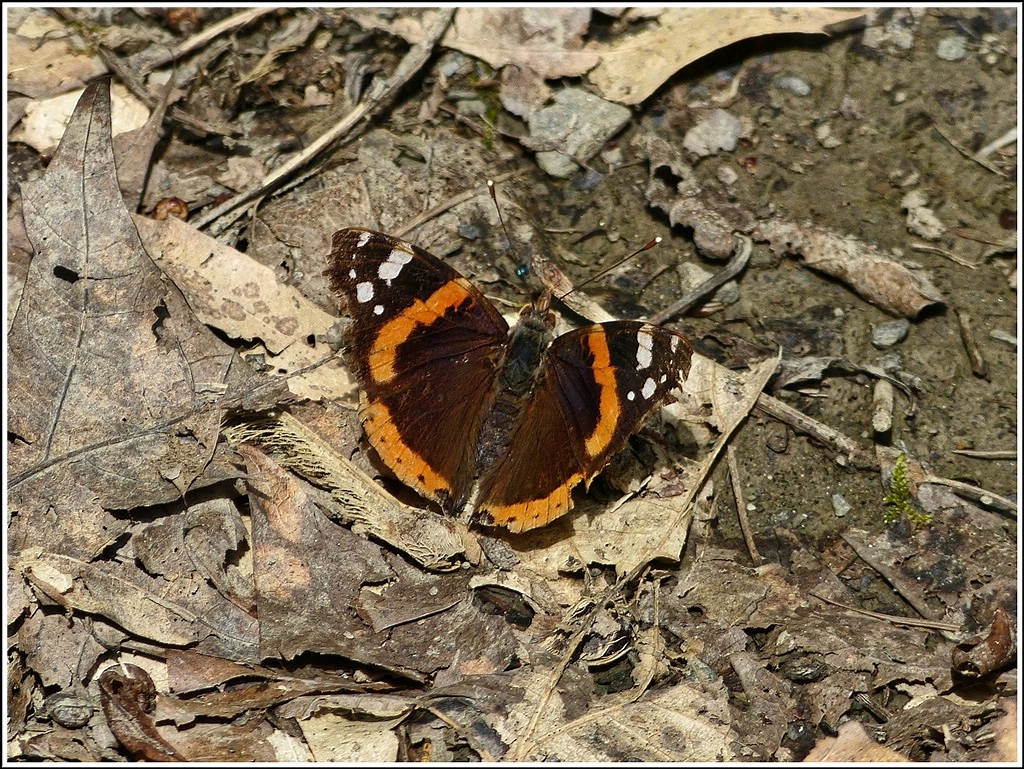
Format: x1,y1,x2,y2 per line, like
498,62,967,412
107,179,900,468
326,227,509,511
476,321,693,532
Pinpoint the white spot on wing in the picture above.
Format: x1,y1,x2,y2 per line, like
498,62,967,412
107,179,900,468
356,231,372,248
627,391,636,401
641,377,657,400
373,305,384,315
356,282,374,303
348,268,357,279
636,329,654,370
670,335,680,353
379,248,413,282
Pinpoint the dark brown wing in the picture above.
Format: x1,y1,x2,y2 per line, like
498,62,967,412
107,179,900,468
326,228,509,511
476,322,692,533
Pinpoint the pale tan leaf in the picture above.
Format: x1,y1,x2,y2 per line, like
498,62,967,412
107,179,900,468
441,8,598,79
588,8,865,105
299,712,401,762
18,550,201,647
135,214,352,402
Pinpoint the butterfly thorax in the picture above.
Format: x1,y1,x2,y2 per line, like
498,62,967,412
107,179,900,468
474,298,556,477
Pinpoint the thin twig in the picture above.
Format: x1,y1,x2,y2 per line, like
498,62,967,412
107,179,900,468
193,8,456,234
125,8,277,73
933,123,1007,177
648,235,752,325
754,393,875,470
921,475,1017,517
973,126,1017,160
910,242,979,269
809,592,962,633
50,8,236,138
952,449,1016,460
727,445,761,565
955,309,988,379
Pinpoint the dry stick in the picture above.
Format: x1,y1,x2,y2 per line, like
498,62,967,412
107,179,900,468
952,449,1016,460
871,379,895,435
809,592,962,633
647,235,752,325
727,444,762,566
191,8,456,234
933,123,1007,177
921,475,1017,517
754,393,876,470
124,8,277,72
910,242,979,269
51,8,235,139
973,126,1018,161
955,309,989,378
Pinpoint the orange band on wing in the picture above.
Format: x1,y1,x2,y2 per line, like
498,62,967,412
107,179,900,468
583,330,621,458
361,399,452,500
479,473,583,533
368,278,476,384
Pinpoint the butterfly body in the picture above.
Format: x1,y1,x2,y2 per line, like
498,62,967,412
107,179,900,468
326,227,692,533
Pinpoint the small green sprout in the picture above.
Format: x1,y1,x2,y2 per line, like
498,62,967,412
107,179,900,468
882,452,932,526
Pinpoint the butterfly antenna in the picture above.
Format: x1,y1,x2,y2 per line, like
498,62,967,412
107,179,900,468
488,179,661,293
559,236,662,300
488,179,513,257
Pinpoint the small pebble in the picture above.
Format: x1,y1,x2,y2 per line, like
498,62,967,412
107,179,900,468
876,352,903,373
777,75,811,96
815,123,841,149
572,168,604,191
872,318,910,349
716,165,739,186
458,223,483,240
683,108,743,157
936,35,967,61
831,493,851,517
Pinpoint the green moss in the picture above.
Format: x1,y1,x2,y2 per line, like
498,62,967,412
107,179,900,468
883,452,932,526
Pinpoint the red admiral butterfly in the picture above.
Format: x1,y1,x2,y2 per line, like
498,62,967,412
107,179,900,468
325,227,693,533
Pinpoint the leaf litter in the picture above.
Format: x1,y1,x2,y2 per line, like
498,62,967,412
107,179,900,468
6,7,1016,763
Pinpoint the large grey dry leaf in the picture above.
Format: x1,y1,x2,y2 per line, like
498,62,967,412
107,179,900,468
8,80,270,554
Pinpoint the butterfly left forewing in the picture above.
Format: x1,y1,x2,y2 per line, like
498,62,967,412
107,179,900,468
326,227,510,512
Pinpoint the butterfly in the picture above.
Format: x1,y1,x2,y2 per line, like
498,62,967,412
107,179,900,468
325,227,692,533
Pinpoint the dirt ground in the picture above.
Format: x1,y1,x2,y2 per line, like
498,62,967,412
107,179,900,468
6,7,1018,763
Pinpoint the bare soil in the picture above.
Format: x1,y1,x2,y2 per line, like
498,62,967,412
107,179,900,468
6,7,1017,763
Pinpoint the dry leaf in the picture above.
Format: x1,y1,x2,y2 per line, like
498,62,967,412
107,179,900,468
299,712,402,762
134,214,349,402
224,411,480,571
12,82,149,155
588,8,864,105
9,81,271,545
241,444,513,677
18,549,201,647
516,673,736,761
442,8,597,80
754,219,945,318
6,10,107,99
804,720,909,762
